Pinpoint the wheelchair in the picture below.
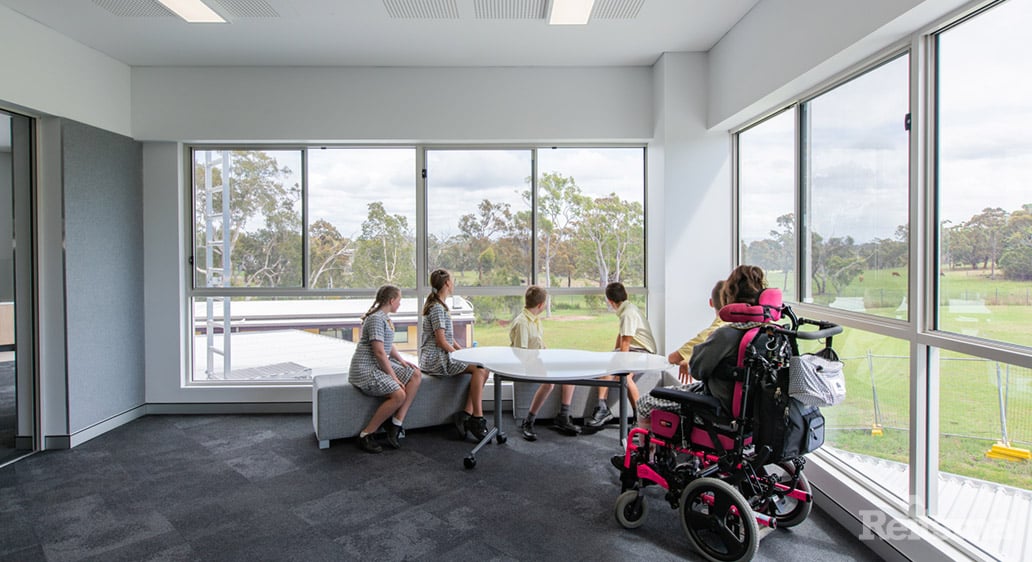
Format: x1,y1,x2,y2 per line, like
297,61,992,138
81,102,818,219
611,288,841,562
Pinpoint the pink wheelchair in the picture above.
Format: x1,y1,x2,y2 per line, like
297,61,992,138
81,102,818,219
612,289,841,562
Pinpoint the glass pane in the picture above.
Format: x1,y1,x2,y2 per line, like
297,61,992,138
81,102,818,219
193,150,303,288
536,148,645,288
308,148,416,288
426,150,532,287
805,55,910,319
467,294,624,351
801,326,911,502
737,110,797,301
191,295,421,382
936,0,1032,348
932,351,1031,560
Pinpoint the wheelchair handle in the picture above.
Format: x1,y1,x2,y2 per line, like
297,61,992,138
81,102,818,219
793,317,843,340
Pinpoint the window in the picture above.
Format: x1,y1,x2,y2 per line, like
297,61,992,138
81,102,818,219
189,145,647,382
737,110,797,301
804,55,910,319
936,0,1032,347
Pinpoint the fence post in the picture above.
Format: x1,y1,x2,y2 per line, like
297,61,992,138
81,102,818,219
869,350,883,436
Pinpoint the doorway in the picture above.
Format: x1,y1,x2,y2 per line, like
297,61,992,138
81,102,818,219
0,109,36,465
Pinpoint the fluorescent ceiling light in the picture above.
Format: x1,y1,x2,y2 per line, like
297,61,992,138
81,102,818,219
549,0,595,25
157,0,226,23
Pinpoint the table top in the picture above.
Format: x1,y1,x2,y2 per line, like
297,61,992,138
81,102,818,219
451,346,671,382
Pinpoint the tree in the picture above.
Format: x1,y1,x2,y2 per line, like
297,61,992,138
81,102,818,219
967,207,1008,278
194,150,300,287
351,202,416,287
308,219,352,288
457,199,515,284
574,193,644,286
523,172,582,314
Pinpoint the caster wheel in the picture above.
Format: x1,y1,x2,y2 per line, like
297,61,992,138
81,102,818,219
497,432,508,444
463,456,476,469
614,490,648,529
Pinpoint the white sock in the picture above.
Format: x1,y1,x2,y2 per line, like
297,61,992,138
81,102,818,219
392,417,403,426
360,431,370,438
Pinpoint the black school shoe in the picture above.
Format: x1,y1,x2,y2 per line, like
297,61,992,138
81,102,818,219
551,414,582,436
585,405,614,428
520,418,538,441
453,410,470,440
383,422,404,449
465,415,490,440
357,434,383,454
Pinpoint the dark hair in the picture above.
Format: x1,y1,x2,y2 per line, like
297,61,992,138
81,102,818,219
710,280,726,310
363,284,400,320
422,268,451,315
604,282,627,304
525,285,547,309
721,265,767,307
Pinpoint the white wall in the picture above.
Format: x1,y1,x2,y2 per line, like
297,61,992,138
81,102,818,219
0,4,130,136
707,0,970,130
139,66,654,403
131,66,653,142
653,53,734,355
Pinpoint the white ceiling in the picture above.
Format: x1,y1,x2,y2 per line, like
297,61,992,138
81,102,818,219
0,0,757,67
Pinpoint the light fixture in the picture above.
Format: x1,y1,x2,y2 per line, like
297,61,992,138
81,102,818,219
157,0,226,23
548,0,595,25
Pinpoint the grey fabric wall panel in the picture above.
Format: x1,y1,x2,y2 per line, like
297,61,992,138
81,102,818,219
61,119,145,433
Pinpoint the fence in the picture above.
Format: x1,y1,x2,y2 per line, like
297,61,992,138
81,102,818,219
825,352,1032,447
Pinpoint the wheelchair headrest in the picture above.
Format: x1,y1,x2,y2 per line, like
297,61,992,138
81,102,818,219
718,288,783,323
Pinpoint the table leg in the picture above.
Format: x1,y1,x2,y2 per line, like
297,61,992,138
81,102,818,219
463,371,506,469
619,373,628,447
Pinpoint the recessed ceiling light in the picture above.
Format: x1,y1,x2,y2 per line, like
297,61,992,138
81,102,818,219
548,0,595,25
157,0,226,23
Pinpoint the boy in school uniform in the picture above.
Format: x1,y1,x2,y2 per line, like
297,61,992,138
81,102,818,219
586,281,657,428
510,285,581,440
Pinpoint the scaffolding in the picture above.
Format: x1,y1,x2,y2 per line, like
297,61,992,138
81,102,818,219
203,151,232,379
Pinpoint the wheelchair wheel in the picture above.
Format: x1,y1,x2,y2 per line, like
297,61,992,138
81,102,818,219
764,462,812,528
679,478,759,562
614,490,649,529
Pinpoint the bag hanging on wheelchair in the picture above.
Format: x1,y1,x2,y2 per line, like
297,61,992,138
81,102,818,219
754,366,826,463
789,352,846,407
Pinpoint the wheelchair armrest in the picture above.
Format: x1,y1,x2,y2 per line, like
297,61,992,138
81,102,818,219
650,387,724,416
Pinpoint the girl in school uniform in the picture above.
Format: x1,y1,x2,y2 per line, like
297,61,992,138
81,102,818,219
418,269,491,441
349,284,422,453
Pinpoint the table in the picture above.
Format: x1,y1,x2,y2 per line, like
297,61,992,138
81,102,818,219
451,346,671,468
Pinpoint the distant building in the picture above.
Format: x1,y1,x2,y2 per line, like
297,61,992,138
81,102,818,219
193,296,476,353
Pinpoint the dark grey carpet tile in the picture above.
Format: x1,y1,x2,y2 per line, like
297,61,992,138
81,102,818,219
0,544,46,562
37,494,175,562
0,414,883,561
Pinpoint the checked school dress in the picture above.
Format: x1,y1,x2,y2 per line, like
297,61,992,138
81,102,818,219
348,310,416,396
419,302,470,376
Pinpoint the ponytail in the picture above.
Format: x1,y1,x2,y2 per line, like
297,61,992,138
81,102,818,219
422,268,451,315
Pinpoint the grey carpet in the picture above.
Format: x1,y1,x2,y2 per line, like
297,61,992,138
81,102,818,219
0,414,882,561
0,361,18,465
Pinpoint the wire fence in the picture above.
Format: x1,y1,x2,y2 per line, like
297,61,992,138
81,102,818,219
825,352,1032,447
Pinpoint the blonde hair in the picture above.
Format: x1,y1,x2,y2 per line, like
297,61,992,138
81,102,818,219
363,284,400,320
422,268,451,315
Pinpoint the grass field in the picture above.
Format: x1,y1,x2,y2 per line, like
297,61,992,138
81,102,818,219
461,268,1032,491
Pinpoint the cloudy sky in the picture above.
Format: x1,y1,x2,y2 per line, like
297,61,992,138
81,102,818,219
740,0,1031,245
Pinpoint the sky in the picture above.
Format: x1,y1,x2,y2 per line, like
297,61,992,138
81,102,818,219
739,0,1032,245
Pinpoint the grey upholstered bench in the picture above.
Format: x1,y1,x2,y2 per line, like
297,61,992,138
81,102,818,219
312,372,471,449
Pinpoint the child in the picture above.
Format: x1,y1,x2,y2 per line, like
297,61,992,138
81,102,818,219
510,285,581,441
640,280,725,429
348,284,422,454
586,281,657,428
418,269,492,441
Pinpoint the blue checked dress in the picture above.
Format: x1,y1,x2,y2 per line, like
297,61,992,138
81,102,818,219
419,302,469,376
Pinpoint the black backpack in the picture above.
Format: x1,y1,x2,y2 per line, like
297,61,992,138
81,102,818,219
752,364,826,463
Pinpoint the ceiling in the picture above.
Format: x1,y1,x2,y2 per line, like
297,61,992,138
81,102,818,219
0,0,758,67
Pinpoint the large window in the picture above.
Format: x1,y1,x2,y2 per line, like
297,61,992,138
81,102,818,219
805,55,910,320
733,1,1032,558
936,0,1032,347
190,146,646,382
738,110,797,300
